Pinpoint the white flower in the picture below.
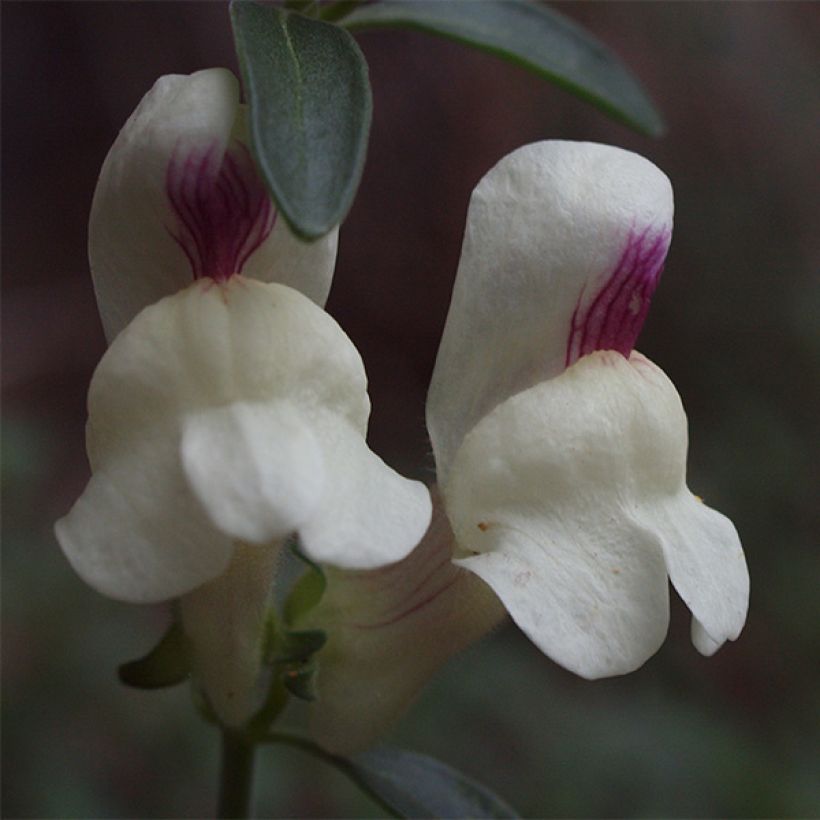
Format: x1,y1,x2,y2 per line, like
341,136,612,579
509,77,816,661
54,68,431,725
428,140,749,677
305,140,751,756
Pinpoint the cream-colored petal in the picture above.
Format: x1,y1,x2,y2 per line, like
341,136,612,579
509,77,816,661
305,493,506,754
638,494,748,652
67,277,418,600
181,401,325,544
298,412,432,569
55,423,233,603
86,278,369,472
180,541,280,727
456,516,669,678
90,68,240,341
444,351,747,675
427,141,673,481
241,219,339,308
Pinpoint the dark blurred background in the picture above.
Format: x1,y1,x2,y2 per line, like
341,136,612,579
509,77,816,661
2,2,819,817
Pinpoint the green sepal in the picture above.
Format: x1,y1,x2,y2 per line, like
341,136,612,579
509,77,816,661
283,665,319,701
118,620,189,690
283,543,327,626
230,0,373,239
343,0,664,137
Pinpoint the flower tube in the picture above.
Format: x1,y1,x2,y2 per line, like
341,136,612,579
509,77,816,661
55,68,431,726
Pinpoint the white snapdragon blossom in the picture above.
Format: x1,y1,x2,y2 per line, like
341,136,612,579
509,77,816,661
55,68,431,726
305,141,749,754
429,140,749,676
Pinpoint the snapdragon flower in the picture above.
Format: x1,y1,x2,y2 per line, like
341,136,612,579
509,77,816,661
429,140,749,675
55,68,431,726
306,141,749,753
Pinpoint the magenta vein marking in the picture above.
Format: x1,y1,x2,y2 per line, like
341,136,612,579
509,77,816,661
165,139,275,282
566,224,670,366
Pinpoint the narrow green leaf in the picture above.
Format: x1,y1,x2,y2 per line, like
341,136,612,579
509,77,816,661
346,746,520,819
231,0,373,239
343,0,664,137
264,734,519,819
118,621,189,689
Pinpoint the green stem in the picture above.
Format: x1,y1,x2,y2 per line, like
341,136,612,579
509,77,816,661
218,730,257,819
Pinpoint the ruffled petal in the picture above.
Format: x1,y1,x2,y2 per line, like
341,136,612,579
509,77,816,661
299,412,433,569
427,141,673,481
181,401,325,544
55,423,233,603
90,68,240,340
304,493,505,754
444,350,747,675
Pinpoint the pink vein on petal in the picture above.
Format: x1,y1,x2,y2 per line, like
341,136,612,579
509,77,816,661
566,225,671,366
165,139,276,281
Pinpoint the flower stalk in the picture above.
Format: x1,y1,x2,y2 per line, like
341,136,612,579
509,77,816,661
219,730,257,819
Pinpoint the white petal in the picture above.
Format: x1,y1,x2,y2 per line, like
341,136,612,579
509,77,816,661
444,350,746,675
427,141,674,481
55,423,233,603
86,278,369,473
242,219,339,308
299,412,433,569
691,616,724,656
638,493,749,651
304,493,506,754
455,516,670,678
63,278,371,600
90,68,241,340
181,401,325,544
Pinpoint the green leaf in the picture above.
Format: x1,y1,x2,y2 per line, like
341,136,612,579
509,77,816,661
345,746,520,819
264,734,518,818
343,0,664,137
230,0,373,239
118,621,189,689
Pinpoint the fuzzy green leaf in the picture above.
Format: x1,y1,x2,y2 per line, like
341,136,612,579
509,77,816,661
343,0,663,136
231,0,373,238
